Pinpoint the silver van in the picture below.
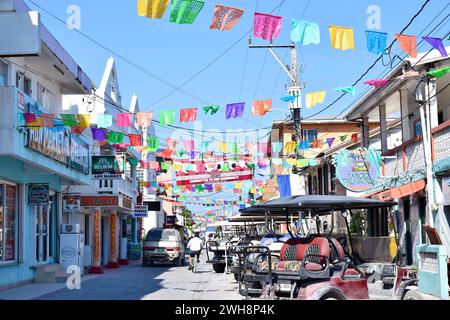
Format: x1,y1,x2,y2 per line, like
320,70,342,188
143,228,185,266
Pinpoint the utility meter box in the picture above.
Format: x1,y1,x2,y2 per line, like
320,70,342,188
417,245,449,300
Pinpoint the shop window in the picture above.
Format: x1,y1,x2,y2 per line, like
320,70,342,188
0,183,18,262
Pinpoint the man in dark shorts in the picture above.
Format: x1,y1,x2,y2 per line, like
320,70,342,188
187,231,203,271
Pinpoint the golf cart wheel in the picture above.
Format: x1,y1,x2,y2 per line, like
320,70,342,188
403,289,426,300
213,263,226,273
142,259,152,267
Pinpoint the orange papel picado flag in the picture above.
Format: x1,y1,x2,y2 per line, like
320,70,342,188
252,99,273,116
210,5,244,31
395,34,417,58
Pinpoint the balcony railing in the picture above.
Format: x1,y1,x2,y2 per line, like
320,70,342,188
96,176,137,199
383,120,450,177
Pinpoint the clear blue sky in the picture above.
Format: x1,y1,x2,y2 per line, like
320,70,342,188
26,0,448,215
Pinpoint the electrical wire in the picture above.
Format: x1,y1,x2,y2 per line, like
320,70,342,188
303,0,433,120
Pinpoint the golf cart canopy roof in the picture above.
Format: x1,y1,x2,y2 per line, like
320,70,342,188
206,221,255,228
240,195,397,216
227,215,291,223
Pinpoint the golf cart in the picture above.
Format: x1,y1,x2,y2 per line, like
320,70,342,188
227,214,296,296
205,221,253,273
238,195,420,300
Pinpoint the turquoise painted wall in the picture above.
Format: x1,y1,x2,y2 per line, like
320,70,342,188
0,156,61,287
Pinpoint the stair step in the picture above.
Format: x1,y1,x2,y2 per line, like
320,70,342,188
34,264,69,283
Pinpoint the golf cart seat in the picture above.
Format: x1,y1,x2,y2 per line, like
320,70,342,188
328,237,364,279
273,237,331,278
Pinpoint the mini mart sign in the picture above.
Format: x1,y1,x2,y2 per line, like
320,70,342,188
92,156,125,180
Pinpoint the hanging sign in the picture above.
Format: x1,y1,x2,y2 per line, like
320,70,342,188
81,196,119,207
176,169,253,186
333,147,382,192
91,156,125,180
62,193,81,212
28,184,49,206
133,205,148,218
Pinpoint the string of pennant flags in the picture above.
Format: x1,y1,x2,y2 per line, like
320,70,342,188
136,0,449,110
136,1,448,57
19,64,450,136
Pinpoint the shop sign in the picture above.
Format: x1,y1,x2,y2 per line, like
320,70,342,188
133,205,148,218
28,184,49,206
80,196,118,207
176,169,253,186
62,193,81,212
92,156,125,180
69,135,90,175
333,147,382,192
25,103,89,174
121,197,133,210
92,209,101,266
443,177,450,205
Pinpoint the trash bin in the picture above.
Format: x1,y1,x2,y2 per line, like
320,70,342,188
128,243,142,261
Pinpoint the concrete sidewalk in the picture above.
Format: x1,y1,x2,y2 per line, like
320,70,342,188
0,263,137,300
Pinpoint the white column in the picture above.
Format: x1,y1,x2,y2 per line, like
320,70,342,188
119,216,129,265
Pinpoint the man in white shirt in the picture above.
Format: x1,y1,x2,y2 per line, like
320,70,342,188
187,231,203,271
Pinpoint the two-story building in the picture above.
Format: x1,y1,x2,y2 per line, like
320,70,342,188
62,57,142,273
0,0,92,288
344,47,450,265
268,119,380,195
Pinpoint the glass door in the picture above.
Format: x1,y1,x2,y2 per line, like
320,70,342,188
35,206,50,264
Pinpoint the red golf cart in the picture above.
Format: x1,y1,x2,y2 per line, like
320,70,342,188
238,195,416,300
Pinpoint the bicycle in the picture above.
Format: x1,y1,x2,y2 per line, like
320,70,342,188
189,250,201,273
192,256,198,273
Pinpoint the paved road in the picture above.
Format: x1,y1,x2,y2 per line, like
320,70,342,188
36,251,242,300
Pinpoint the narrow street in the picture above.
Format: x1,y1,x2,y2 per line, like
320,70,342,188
35,253,241,300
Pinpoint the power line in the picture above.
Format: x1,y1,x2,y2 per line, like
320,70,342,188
304,0,432,120
332,7,450,119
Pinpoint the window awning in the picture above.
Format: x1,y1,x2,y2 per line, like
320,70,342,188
368,179,426,201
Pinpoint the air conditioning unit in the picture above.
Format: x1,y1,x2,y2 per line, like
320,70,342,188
61,224,81,234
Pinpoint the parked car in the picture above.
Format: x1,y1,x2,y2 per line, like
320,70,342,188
143,228,185,267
